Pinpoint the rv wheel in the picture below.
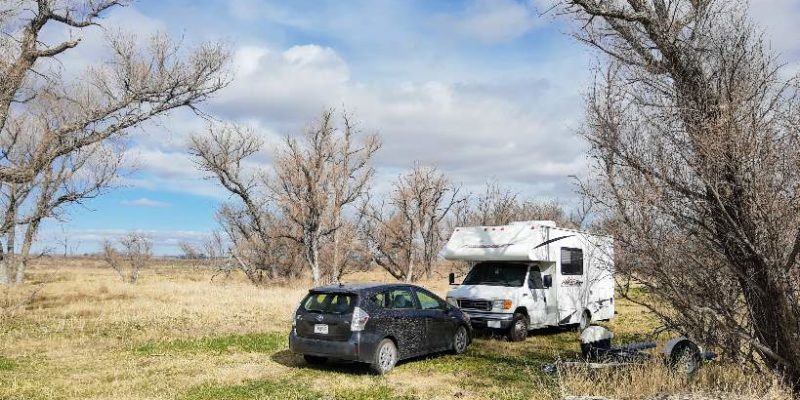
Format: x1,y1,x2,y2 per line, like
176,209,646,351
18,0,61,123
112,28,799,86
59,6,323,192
578,310,591,331
508,313,529,342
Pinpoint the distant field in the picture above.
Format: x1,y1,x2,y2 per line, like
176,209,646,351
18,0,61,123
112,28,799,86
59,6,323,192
0,258,791,399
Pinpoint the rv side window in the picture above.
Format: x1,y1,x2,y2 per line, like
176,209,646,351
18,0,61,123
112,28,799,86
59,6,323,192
560,248,583,275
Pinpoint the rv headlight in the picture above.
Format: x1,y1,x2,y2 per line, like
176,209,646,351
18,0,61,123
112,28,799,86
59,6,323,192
446,297,458,307
493,299,513,310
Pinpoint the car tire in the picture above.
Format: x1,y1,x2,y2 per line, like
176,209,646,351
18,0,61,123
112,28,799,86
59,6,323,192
508,313,529,342
452,325,469,354
370,338,398,375
303,355,327,365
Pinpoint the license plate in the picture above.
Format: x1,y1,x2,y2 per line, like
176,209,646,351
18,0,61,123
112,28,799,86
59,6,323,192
314,324,329,334
487,320,502,328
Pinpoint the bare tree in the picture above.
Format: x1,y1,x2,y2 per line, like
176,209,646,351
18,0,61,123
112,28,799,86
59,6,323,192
451,180,587,229
563,0,800,391
178,241,202,260
364,165,465,281
0,1,230,284
268,110,380,285
0,142,122,283
190,110,380,286
190,124,287,284
102,232,153,284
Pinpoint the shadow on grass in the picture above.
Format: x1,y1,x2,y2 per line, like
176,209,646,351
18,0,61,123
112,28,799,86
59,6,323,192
471,325,576,341
270,349,374,375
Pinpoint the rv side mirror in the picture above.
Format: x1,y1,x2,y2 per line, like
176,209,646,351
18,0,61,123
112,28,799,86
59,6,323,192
543,275,552,288
448,272,455,285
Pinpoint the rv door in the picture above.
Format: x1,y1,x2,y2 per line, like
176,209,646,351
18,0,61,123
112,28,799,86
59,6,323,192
525,265,549,327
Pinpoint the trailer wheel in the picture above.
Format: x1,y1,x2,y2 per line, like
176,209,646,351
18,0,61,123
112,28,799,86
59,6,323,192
669,341,702,375
508,313,529,342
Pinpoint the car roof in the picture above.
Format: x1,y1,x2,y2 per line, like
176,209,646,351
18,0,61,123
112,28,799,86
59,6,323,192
309,282,418,293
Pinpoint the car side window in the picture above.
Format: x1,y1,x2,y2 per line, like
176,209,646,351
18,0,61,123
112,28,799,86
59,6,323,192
369,292,387,309
387,288,416,309
415,289,446,310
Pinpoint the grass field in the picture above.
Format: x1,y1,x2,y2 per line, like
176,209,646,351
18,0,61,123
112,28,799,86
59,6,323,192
0,258,792,399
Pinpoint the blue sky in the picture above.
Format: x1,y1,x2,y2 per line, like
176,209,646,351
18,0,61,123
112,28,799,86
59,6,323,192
32,0,800,255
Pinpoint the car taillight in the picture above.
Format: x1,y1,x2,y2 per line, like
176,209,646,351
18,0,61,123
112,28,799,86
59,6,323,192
351,306,369,331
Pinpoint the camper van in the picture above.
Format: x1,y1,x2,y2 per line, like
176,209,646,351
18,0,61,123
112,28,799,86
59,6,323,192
443,220,615,341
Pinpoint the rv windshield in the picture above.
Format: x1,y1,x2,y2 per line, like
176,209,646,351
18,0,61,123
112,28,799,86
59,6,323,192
462,262,528,287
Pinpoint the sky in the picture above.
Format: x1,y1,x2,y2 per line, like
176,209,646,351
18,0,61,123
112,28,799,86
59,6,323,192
29,0,800,255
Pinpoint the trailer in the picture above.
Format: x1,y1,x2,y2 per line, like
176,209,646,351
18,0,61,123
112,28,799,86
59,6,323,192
443,221,615,341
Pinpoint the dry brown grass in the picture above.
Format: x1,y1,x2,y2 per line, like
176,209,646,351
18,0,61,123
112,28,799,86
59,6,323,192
0,258,792,400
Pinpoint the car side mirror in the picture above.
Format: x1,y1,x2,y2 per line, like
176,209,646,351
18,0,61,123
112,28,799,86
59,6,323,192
543,275,552,288
448,272,455,285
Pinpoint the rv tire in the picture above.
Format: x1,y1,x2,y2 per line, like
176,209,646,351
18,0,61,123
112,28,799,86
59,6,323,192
508,313,528,342
578,310,591,331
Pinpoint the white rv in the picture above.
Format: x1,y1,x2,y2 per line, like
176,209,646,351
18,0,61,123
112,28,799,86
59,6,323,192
443,220,615,341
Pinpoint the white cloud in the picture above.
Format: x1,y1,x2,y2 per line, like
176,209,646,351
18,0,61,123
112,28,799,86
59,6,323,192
121,197,170,208
749,0,800,75
213,44,350,126
443,0,542,43
206,41,590,200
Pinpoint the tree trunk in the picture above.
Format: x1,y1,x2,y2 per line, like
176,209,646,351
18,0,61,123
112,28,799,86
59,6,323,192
739,265,800,390
308,233,321,286
14,260,26,284
0,260,9,285
5,227,16,284
16,218,40,284
332,229,341,283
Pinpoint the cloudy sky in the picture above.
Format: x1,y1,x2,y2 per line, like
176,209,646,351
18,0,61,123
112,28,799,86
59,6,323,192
32,0,800,254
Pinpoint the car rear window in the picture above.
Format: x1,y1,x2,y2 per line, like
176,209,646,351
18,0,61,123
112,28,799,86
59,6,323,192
301,292,357,314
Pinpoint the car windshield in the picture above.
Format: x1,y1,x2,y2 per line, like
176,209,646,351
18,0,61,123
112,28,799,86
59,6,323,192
462,262,528,287
301,292,357,314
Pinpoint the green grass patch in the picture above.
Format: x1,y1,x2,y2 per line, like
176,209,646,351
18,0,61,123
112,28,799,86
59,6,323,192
135,332,286,355
330,385,416,400
0,356,17,371
183,378,413,400
400,337,563,398
182,378,318,400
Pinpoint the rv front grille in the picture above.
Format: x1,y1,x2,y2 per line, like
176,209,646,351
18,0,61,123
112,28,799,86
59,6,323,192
458,299,492,311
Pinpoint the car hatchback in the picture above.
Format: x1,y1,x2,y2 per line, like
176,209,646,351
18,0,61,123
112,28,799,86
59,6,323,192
289,283,472,374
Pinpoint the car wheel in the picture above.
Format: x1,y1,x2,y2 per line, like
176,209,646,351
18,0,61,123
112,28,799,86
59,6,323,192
303,355,327,365
578,310,591,331
508,313,528,342
370,338,398,375
452,325,469,354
